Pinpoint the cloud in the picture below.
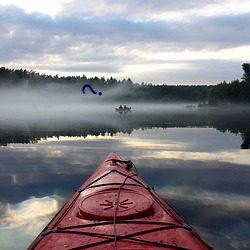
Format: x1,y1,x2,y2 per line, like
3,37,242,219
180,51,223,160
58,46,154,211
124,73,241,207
58,0,242,19
0,1,250,84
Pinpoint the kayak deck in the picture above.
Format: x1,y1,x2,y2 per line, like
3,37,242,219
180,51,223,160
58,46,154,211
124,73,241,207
28,152,213,249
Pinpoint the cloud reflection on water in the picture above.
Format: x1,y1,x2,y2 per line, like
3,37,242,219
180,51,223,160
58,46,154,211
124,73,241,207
0,127,250,249
0,196,59,228
0,196,61,250
153,150,250,166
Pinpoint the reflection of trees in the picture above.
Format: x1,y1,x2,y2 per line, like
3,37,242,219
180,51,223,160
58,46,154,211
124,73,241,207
241,134,250,149
201,109,250,149
0,109,250,149
0,131,38,146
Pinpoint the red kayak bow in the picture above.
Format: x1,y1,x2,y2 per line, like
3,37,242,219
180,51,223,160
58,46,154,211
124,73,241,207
28,152,213,249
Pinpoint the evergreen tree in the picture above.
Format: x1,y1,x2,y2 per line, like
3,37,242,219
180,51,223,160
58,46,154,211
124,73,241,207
242,63,250,83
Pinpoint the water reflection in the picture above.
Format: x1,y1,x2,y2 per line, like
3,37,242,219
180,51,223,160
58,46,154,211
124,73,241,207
0,108,250,249
0,106,250,149
0,196,62,250
1,196,59,228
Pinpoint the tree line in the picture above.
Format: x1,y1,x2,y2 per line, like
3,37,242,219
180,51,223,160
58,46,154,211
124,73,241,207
208,63,250,105
0,63,249,104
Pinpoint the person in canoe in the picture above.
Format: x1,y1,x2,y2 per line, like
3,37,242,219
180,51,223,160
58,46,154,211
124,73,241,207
115,105,132,113
123,105,131,112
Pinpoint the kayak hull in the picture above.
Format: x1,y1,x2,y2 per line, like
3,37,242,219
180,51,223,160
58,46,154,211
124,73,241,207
28,152,213,249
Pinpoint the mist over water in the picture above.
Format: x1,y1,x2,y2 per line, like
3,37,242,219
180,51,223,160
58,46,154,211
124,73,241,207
0,84,250,249
1,84,250,150
0,84,198,125
0,85,108,120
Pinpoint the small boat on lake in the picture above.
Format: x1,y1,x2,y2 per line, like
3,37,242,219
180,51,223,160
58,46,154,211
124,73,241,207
115,105,132,113
28,152,213,249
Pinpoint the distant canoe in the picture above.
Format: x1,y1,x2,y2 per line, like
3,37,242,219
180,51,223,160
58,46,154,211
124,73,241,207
115,107,132,113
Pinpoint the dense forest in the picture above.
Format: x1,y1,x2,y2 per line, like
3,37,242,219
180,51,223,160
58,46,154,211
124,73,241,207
0,63,250,104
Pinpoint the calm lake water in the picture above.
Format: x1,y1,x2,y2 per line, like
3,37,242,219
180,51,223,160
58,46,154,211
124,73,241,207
0,104,250,249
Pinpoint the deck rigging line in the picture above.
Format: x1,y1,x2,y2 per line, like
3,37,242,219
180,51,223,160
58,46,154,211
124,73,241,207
112,160,137,249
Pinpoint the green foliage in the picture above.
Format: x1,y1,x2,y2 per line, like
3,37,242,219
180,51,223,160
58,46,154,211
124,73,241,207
208,63,250,104
242,63,250,82
0,63,249,104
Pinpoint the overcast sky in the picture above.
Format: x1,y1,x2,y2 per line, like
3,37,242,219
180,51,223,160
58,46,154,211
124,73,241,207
0,0,250,85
